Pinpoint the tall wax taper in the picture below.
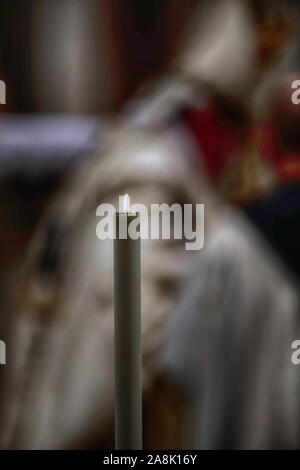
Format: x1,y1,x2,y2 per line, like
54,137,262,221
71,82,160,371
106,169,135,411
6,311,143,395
114,194,142,449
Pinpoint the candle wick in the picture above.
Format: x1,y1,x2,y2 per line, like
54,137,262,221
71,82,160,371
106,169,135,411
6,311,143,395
121,194,130,213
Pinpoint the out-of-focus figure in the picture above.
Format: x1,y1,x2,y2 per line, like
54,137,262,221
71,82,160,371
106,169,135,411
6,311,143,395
165,71,300,449
165,2,300,448
0,0,299,449
166,207,300,449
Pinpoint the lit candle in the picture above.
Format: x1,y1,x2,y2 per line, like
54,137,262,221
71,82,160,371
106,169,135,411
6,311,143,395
114,194,142,449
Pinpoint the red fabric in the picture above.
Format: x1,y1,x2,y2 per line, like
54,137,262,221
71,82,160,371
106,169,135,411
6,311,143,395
183,101,300,185
182,100,244,181
257,124,300,183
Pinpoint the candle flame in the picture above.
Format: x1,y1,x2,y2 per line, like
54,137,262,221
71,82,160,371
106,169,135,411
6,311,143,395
120,194,130,213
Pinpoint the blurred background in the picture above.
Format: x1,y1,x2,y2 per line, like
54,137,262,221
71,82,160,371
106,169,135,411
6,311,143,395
0,0,197,113
0,0,299,450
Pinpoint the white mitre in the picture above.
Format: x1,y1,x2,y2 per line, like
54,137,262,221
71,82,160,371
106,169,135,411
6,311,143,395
176,0,259,99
